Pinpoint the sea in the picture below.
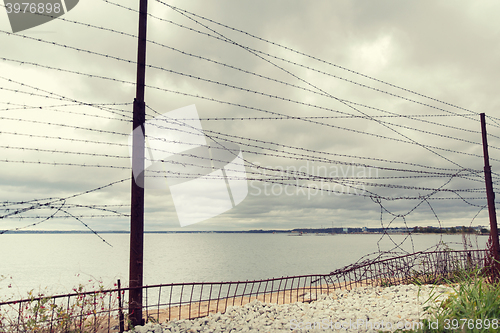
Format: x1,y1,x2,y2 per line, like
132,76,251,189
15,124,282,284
0,233,487,302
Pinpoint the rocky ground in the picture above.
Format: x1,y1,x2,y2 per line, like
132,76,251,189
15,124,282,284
126,284,453,332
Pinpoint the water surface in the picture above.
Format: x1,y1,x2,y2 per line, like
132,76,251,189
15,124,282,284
0,233,486,301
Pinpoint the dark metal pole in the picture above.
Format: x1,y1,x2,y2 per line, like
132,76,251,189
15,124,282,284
480,113,500,280
117,279,125,333
129,0,148,327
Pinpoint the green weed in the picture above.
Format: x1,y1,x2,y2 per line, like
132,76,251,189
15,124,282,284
404,270,500,333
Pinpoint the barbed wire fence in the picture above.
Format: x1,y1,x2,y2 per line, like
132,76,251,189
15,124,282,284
1,1,499,328
1,0,498,250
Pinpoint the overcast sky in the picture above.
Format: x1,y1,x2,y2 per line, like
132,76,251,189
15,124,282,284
1,0,500,232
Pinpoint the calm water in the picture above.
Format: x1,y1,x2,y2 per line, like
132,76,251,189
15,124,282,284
0,233,486,301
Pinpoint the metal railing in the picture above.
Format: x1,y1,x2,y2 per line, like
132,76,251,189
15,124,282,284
0,249,487,332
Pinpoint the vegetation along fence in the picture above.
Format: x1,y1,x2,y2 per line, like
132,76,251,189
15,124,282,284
0,249,487,332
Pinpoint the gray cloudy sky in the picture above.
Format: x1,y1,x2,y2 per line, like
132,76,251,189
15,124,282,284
1,0,500,232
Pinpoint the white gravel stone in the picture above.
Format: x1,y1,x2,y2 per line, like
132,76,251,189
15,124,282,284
124,284,453,332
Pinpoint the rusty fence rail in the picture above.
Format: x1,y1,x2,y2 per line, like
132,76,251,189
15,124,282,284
0,249,488,332
323,249,486,289
0,283,126,333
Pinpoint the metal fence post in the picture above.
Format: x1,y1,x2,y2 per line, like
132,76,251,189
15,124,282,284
129,0,148,328
118,279,125,333
480,113,500,281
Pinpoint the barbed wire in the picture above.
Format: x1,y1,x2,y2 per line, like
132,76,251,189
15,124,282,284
3,54,500,158
340,99,500,141
104,0,500,129
163,4,491,182
8,113,470,200
151,0,500,130
0,178,130,238
0,100,132,111
0,101,133,122
0,130,126,149
3,77,495,180
0,115,129,136
0,85,74,103
4,55,490,153
2,203,130,217
0,76,133,120
5,126,498,189
58,208,113,246
146,106,496,183
0,142,488,201
145,90,499,163
154,1,487,121
3,0,489,149
89,1,500,148
139,167,483,196
143,114,496,151
2,214,128,219
3,14,497,146
3,117,498,185
0,153,481,188
370,172,470,254
199,127,478,172
3,45,497,164
1,145,130,159
1,200,67,234
1,1,496,251
143,105,500,190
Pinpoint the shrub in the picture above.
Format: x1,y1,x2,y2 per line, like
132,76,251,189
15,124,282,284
408,270,500,333
0,279,125,333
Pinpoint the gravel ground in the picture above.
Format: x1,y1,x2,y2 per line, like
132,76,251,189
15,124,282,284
126,284,453,332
